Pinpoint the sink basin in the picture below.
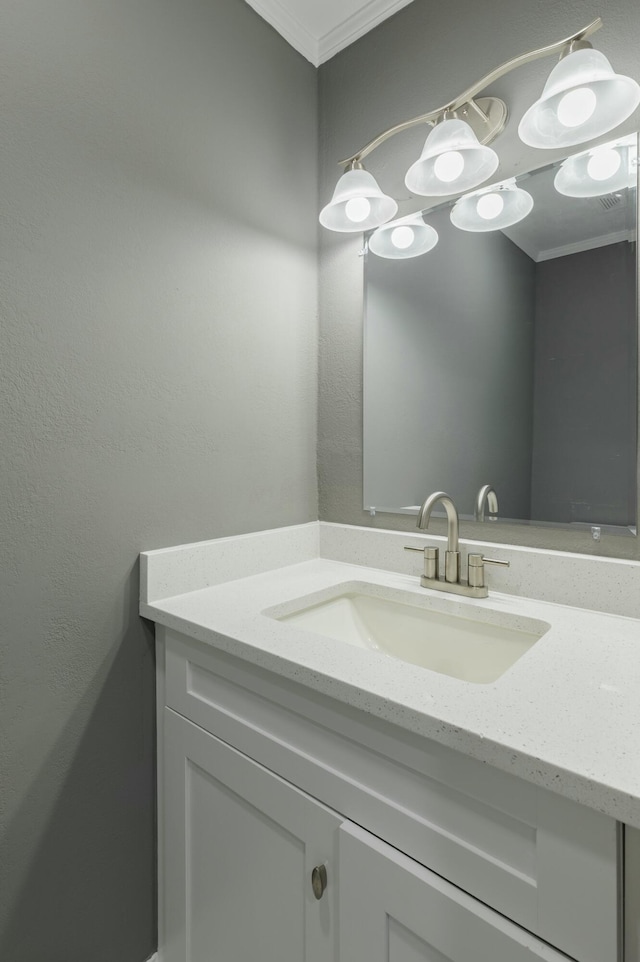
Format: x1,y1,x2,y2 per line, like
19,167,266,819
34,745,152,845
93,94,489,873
270,584,550,684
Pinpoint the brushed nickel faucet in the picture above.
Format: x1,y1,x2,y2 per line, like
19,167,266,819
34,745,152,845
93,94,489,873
406,490,510,598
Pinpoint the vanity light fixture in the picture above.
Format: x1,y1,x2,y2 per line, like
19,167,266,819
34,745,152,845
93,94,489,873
368,213,439,259
554,135,638,197
405,117,499,197
320,18,640,234
518,47,640,149
319,162,397,233
450,180,534,232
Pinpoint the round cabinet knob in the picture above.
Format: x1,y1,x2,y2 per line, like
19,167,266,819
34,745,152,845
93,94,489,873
311,864,328,900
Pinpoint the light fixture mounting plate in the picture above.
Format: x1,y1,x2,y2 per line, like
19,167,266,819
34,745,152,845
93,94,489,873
451,97,508,145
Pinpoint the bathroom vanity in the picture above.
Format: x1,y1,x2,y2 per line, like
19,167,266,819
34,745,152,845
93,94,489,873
141,522,640,962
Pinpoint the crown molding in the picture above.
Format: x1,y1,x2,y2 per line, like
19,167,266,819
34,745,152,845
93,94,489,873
318,0,416,64
244,0,319,65
244,0,416,67
537,227,636,262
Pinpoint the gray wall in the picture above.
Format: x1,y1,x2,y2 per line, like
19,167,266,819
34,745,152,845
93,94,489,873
530,241,637,526
364,208,535,517
318,0,640,558
1,0,317,959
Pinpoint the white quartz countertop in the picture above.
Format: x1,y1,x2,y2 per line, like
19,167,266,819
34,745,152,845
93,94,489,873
140,522,640,827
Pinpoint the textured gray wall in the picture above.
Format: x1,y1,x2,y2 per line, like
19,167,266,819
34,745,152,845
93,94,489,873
364,207,535,518
318,0,640,558
530,241,637,526
1,0,317,959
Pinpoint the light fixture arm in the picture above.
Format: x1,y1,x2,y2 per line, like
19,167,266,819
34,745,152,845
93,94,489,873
338,18,603,167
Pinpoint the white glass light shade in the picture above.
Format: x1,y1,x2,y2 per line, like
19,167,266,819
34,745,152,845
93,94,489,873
518,48,640,149
450,183,534,232
554,138,638,197
405,119,499,197
368,215,439,259
319,168,397,232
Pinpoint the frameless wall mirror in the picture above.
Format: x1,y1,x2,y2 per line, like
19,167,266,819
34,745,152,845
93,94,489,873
363,135,638,535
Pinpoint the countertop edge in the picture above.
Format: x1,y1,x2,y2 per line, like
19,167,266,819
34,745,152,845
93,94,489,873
142,597,640,829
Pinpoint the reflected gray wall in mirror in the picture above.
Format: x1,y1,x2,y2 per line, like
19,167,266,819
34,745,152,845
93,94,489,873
363,154,638,532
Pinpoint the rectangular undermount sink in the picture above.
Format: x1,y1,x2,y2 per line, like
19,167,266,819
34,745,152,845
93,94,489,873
268,583,550,684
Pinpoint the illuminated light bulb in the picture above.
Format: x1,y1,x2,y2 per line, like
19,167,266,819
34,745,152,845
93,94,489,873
556,87,597,128
476,192,505,220
390,226,415,249
433,150,465,183
345,197,371,223
587,148,622,181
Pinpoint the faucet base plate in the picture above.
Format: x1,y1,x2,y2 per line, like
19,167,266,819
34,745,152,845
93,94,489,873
420,576,488,599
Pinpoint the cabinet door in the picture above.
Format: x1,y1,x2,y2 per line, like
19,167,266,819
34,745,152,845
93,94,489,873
163,708,342,962
339,822,572,962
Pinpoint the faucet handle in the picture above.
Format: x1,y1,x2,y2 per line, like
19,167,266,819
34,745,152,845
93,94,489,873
404,545,439,579
467,554,510,589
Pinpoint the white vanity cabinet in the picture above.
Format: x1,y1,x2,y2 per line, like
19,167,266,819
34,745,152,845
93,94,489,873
157,626,623,962
339,823,572,962
162,711,574,962
163,710,341,962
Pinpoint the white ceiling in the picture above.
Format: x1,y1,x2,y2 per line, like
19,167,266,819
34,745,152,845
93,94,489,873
244,0,416,66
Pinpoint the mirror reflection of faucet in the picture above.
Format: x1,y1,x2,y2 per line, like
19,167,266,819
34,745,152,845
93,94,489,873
475,484,499,522
405,491,509,598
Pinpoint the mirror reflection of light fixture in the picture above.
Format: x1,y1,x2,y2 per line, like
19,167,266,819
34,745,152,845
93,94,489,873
368,214,439,259
405,118,499,196
319,163,398,233
450,180,534,232
518,47,640,149
554,135,638,196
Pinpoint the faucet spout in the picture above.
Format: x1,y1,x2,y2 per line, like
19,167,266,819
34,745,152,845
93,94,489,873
416,491,460,582
417,491,459,550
